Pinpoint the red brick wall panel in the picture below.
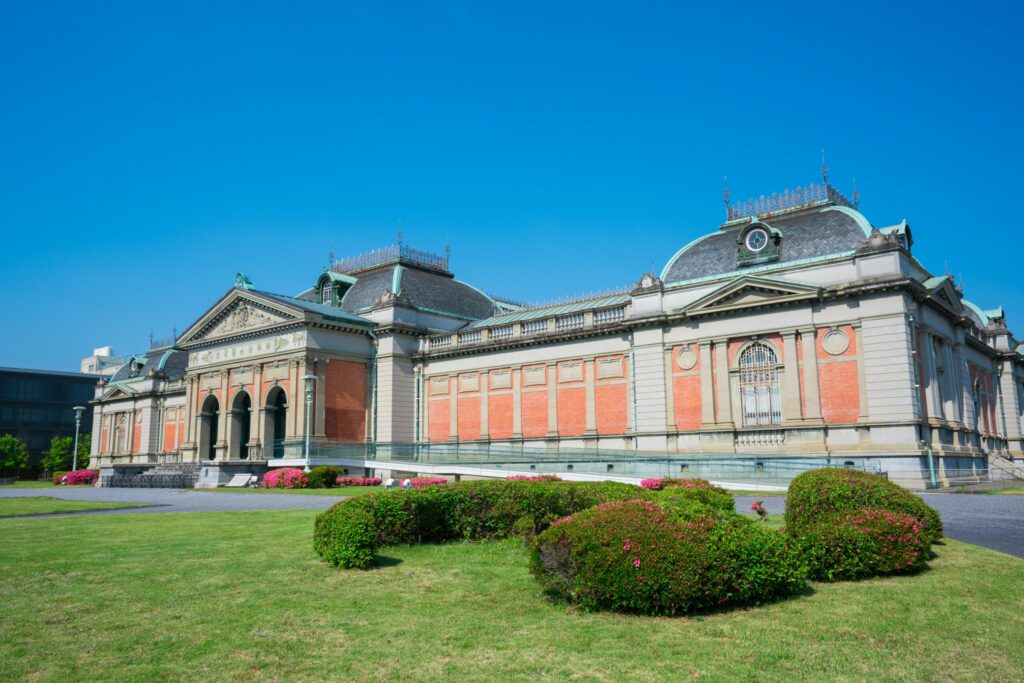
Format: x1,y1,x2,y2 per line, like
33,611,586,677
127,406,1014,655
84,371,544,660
521,391,548,438
323,361,367,442
557,387,586,436
488,394,513,440
673,375,701,430
458,396,481,441
594,383,627,434
819,361,860,424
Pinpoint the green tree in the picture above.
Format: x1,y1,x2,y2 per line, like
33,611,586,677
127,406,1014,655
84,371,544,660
0,435,30,477
42,434,91,472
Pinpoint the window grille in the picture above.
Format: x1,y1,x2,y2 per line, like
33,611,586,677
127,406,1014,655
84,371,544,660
739,342,782,426
556,313,585,331
321,285,332,305
522,320,547,335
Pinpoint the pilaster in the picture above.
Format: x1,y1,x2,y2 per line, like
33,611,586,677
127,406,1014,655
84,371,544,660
781,332,802,423
546,362,558,437
799,329,822,421
714,339,733,427
584,359,597,435
699,341,715,426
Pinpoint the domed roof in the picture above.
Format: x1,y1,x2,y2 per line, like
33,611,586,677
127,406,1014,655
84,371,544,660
339,263,498,320
661,205,872,284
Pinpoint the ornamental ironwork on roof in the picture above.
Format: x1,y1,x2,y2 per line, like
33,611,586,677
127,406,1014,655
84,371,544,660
726,182,855,221
330,244,450,275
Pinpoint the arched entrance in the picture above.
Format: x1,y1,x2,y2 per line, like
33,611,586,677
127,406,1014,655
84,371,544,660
230,391,252,459
199,395,220,461
263,386,288,458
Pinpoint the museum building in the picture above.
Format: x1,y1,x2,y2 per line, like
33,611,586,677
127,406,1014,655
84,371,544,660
89,181,1024,488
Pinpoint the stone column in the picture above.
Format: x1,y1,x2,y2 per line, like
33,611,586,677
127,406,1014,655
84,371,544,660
853,324,869,421
663,349,676,431
585,359,598,435
448,374,458,441
511,368,523,438
921,333,943,420
714,340,733,427
251,365,264,452
800,330,823,422
315,359,327,438
943,342,962,423
781,332,802,423
480,373,490,440
546,362,558,437
699,341,715,426
217,372,230,457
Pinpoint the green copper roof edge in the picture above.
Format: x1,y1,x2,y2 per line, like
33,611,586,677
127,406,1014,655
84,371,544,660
469,294,631,328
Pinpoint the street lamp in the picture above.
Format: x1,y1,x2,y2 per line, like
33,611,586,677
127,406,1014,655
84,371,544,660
302,374,317,472
72,406,86,472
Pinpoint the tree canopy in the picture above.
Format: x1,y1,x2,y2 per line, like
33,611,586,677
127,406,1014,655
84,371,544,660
0,435,30,476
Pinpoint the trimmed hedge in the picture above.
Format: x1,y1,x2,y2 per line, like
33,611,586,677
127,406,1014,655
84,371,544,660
314,480,645,568
642,481,735,514
792,508,932,581
530,499,807,615
307,466,343,489
785,468,942,544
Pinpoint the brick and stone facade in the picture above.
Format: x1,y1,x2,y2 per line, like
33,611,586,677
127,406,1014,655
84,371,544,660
90,183,1024,488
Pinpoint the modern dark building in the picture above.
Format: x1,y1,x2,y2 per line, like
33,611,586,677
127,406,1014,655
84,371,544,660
0,367,98,468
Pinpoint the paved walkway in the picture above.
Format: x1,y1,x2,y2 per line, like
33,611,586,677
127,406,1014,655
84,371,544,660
734,493,1024,559
3,487,1022,559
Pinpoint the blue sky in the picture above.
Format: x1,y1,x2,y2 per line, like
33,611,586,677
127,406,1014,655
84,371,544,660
1,1,1022,371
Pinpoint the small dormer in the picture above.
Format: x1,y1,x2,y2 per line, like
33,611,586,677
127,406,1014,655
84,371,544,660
316,270,357,307
879,221,913,254
736,221,782,267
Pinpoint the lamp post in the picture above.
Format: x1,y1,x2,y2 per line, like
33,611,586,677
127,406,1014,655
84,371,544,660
72,406,86,472
302,374,317,472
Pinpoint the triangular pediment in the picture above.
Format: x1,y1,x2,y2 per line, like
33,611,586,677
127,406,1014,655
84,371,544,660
924,276,964,317
101,384,137,401
683,276,821,316
178,289,303,346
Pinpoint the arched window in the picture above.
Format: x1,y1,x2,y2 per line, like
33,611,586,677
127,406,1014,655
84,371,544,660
739,342,781,426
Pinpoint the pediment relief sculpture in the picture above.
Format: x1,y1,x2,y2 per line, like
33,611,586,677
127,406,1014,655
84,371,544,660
203,301,290,339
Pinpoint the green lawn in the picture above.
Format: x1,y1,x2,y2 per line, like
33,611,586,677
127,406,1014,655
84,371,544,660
1,510,1022,681
0,497,149,517
0,480,58,489
990,485,1024,495
198,485,378,497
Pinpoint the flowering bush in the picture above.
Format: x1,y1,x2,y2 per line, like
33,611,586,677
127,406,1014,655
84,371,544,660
641,478,735,513
506,475,562,482
407,477,448,488
261,467,308,489
306,466,343,488
792,508,931,581
336,477,382,487
56,469,98,485
314,480,644,568
785,468,942,544
531,499,807,615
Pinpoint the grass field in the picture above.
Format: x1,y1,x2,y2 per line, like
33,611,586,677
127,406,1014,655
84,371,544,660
990,485,1024,495
0,480,59,489
2,509,1022,681
0,497,149,517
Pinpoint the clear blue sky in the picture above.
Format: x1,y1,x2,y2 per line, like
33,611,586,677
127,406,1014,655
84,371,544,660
2,1,1022,371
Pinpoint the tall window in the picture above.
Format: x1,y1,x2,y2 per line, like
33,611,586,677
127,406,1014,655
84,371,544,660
321,284,333,305
739,342,782,426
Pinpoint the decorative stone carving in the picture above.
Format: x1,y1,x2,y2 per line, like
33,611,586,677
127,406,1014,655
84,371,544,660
596,356,624,379
264,363,289,381
429,376,449,395
200,373,221,390
676,345,698,371
489,369,512,389
558,361,583,383
458,373,479,393
204,301,286,339
822,328,850,356
523,365,547,386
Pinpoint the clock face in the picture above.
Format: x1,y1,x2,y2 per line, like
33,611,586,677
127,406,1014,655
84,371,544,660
745,228,769,252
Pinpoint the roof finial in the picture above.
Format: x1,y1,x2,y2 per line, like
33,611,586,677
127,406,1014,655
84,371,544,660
852,177,860,209
722,176,731,209
821,148,830,185
397,218,403,247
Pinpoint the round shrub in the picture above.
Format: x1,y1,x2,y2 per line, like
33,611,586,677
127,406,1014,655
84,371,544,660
57,469,98,485
313,480,644,568
785,468,942,544
262,467,308,489
307,466,343,489
530,499,807,615
641,480,734,514
792,508,932,581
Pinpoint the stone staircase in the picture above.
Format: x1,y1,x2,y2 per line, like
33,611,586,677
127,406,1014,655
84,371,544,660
104,462,201,488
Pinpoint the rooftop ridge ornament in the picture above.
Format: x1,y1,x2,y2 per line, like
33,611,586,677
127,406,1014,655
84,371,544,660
724,181,855,221
330,243,450,275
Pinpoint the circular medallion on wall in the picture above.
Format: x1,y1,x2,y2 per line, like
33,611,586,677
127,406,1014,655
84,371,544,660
822,328,850,356
676,345,698,370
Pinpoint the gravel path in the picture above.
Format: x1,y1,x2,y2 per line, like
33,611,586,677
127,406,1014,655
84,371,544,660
4,487,1022,558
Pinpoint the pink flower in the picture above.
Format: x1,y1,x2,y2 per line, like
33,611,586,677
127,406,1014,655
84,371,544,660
633,559,641,568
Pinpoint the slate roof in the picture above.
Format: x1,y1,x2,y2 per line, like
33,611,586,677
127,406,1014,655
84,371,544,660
339,264,498,320
662,205,871,284
107,348,189,384
255,290,374,327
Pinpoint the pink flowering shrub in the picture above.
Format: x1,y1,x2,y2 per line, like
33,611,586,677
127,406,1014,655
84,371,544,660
506,475,562,482
531,498,806,615
262,467,309,489
57,469,99,485
641,478,734,513
336,477,382,487
792,507,932,581
407,477,448,488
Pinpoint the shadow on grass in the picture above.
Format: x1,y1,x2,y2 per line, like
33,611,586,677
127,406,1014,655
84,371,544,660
371,556,404,568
